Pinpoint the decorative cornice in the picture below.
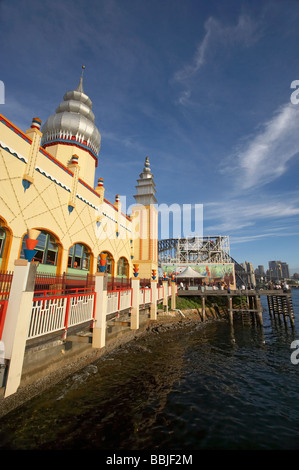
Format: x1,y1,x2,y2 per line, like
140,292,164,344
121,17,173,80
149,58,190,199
43,138,98,167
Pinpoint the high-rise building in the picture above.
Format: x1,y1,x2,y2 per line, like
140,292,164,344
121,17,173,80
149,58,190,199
257,265,265,276
241,261,256,287
268,261,290,280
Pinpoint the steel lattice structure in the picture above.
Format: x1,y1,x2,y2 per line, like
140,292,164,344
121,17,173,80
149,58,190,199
158,235,249,287
158,236,231,264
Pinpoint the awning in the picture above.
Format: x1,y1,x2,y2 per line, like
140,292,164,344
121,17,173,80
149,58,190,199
175,266,205,278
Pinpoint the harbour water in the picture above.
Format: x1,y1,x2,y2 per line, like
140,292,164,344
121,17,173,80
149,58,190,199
0,290,299,450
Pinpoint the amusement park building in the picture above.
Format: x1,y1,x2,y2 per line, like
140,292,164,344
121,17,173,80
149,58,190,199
0,74,158,280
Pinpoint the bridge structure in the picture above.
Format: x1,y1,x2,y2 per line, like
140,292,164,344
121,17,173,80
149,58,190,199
158,235,248,288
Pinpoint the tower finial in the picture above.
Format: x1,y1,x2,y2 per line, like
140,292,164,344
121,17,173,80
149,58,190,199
76,65,86,93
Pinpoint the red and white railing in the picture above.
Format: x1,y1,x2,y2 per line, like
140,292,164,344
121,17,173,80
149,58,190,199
0,270,13,340
139,287,152,306
5,281,176,341
0,296,9,340
106,288,133,315
157,286,164,302
28,289,96,340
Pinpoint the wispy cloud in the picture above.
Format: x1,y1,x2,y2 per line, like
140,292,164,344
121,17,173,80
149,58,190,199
230,231,299,245
222,102,299,190
203,193,299,235
174,15,261,103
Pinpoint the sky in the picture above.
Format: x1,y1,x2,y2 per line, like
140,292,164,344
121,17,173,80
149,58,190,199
1,0,299,273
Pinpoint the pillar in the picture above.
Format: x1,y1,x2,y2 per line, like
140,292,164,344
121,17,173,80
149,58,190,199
131,278,140,329
286,295,295,327
92,273,108,349
150,280,157,320
162,280,168,313
202,296,206,321
2,259,37,397
228,296,233,324
171,282,176,310
256,295,263,326
22,118,42,189
68,155,80,213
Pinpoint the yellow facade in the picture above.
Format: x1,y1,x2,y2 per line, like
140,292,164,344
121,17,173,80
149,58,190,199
0,80,158,278
131,205,158,279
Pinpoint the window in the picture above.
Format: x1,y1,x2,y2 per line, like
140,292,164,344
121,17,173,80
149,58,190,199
0,229,6,258
68,243,90,270
20,231,59,265
97,251,114,275
117,257,129,278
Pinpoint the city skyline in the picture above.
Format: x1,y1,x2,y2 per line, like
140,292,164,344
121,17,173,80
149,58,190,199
1,0,299,272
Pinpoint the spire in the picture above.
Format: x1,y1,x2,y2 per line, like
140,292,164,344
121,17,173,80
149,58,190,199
76,65,85,93
140,156,152,178
41,65,101,158
134,156,157,205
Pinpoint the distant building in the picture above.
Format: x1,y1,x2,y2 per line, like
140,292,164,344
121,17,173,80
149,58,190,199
257,265,265,276
241,261,256,287
281,262,290,279
255,265,265,280
268,261,290,280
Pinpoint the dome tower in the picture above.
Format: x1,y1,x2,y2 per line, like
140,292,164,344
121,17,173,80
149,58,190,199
41,67,101,187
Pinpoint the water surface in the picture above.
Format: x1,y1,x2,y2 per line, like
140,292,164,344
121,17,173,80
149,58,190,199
0,290,298,450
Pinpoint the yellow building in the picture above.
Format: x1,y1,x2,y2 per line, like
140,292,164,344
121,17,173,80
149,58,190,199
0,74,158,280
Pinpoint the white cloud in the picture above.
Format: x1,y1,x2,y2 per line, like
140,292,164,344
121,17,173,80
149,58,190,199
203,194,299,235
174,14,261,103
223,102,299,190
230,231,299,245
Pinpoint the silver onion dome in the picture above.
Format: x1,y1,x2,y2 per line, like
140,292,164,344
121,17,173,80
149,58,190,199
41,73,101,156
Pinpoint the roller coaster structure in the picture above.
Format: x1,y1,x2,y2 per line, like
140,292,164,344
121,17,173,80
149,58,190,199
158,236,248,287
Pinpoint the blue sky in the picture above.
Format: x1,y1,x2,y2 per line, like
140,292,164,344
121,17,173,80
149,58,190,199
1,0,299,273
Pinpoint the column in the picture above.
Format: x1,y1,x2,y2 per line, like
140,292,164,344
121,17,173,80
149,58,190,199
228,296,233,324
255,295,263,326
150,280,157,320
22,118,42,189
2,259,37,397
68,155,80,213
201,296,206,321
92,273,108,349
162,280,168,313
171,281,176,310
131,278,140,330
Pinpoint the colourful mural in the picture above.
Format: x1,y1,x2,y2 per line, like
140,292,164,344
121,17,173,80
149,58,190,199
161,263,235,286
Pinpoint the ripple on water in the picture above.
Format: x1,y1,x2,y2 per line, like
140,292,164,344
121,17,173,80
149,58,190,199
1,302,299,449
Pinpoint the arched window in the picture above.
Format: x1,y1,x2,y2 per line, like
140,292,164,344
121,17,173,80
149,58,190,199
68,243,91,271
97,251,114,276
0,217,13,271
117,257,129,278
0,229,6,259
20,230,59,267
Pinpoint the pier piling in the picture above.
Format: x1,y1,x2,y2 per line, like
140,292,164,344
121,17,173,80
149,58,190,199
267,292,294,327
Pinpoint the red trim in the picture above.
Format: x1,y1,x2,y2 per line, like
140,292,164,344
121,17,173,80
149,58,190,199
0,300,8,340
0,114,32,144
43,140,98,167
